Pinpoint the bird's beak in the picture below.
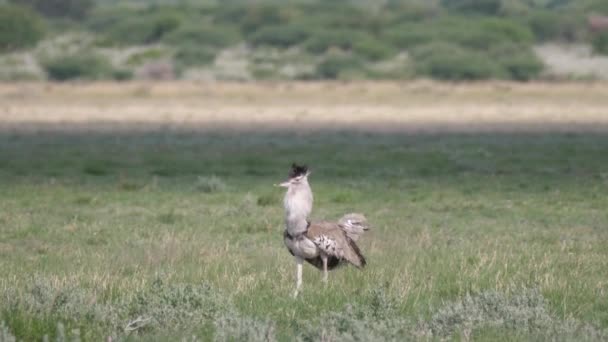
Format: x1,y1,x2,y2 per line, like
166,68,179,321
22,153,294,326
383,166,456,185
276,181,291,188
274,180,290,188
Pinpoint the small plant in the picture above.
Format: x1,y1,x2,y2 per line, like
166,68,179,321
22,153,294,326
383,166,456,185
0,322,16,342
195,175,227,193
82,162,109,176
214,311,276,342
157,210,181,225
256,193,277,207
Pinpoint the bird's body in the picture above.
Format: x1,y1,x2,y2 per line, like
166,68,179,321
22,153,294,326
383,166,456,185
278,164,369,297
283,219,367,270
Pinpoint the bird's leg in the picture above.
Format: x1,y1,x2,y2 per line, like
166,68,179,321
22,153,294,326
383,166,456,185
321,254,328,284
293,256,303,298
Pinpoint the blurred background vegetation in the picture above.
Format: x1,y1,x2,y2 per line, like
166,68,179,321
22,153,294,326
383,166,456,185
1,0,608,81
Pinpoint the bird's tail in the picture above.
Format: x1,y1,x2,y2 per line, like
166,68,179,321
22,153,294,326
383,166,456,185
345,236,367,268
338,213,369,242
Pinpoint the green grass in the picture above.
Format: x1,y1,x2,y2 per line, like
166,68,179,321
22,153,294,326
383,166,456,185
1,128,608,340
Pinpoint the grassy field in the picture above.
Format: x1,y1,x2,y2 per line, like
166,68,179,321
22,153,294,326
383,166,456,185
1,81,608,341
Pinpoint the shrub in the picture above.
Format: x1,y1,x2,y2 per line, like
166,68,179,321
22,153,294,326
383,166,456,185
441,0,503,15
386,1,443,22
164,24,241,48
411,42,505,80
125,48,167,67
477,18,534,45
296,3,384,32
382,23,437,49
526,11,568,41
0,322,16,342
249,24,311,48
9,0,93,20
304,29,368,54
0,5,45,52
42,53,113,81
353,37,396,61
592,31,608,55
174,45,217,72
86,6,133,32
214,312,276,342
315,54,365,80
384,17,533,51
195,175,227,193
490,43,544,80
112,68,133,81
238,3,291,34
439,17,534,50
105,13,181,45
2,277,230,339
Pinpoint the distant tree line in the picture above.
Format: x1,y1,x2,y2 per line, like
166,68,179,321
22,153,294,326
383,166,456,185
1,0,607,81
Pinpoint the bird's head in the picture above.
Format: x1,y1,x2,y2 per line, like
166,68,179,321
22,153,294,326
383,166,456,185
276,163,310,188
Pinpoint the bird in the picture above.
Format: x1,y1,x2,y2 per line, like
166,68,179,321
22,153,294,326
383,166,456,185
276,163,369,297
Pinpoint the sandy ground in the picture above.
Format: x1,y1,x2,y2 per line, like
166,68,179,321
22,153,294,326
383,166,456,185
1,81,607,132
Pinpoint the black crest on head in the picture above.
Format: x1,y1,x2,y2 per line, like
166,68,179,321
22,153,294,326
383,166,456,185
289,163,308,179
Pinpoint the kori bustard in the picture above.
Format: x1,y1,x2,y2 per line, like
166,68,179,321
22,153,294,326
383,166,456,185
277,164,369,297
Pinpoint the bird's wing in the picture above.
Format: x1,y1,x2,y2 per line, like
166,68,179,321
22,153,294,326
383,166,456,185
306,221,366,268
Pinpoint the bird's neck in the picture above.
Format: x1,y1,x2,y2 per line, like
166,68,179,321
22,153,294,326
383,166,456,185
284,183,313,235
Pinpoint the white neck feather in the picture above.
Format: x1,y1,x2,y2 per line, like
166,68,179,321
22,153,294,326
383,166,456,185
283,179,313,235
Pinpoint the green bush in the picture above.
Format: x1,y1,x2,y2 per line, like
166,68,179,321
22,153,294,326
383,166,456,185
353,37,396,61
9,0,93,20
0,5,45,52
304,29,368,53
384,17,533,51
174,45,217,71
315,54,365,79
526,11,562,41
125,48,167,67
386,1,443,22
526,10,586,42
490,43,544,81
238,4,291,34
441,0,503,15
382,23,437,49
111,68,133,81
42,53,114,81
478,18,534,44
592,32,608,55
302,6,387,34
249,24,311,48
105,13,181,45
411,42,505,80
164,24,241,48
86,6,132,32
440,17,534,50
586,0,608,13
